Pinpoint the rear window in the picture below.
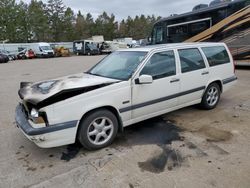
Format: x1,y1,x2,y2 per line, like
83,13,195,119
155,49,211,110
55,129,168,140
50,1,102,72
202,46,230,67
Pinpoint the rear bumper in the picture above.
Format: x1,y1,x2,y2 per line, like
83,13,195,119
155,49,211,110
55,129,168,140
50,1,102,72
15,104,78,148
222,76,237,85
222,75,237,92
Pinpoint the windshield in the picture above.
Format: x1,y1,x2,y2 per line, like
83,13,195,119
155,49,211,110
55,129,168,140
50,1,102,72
87,43,98,50
152,26,163,44
40,46,52,51
88,51,147,80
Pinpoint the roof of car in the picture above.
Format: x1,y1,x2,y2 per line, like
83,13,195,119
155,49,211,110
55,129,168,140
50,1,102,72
118,42,226,53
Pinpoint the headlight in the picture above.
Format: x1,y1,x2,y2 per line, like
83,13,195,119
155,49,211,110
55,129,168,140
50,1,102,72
31,108,39,118
30,108,47,125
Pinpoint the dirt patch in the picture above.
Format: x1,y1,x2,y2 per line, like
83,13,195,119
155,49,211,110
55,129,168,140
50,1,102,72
61,143,82,161
138,146,183,173
185,141,208,157
129,183,134,188
88,155,113,170
113,117,184,148
198,126,233,142
27,167,36,171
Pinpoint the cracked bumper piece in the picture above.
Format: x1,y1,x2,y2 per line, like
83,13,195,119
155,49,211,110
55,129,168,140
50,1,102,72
15,104,78,148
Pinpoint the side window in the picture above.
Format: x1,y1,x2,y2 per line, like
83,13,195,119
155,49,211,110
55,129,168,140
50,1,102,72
178,48,206,73
140,50,176,80
202,46,230,67
153,27,163,44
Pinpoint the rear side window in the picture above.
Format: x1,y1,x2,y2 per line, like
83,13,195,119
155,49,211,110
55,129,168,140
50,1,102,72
202,46,230,66
140,50,176,80
178,48,206,73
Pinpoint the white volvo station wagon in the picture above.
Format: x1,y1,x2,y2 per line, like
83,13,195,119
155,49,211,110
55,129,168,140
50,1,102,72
15,43,237,150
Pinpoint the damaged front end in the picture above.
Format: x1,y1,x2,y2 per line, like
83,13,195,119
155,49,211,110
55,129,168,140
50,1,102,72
15,103,78,147
18,73,119,108
15,73,120,147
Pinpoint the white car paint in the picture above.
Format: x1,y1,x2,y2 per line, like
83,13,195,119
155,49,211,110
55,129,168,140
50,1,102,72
15,43,237,148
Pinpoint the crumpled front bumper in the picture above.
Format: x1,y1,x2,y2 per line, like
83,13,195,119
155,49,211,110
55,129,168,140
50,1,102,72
15,104,78,148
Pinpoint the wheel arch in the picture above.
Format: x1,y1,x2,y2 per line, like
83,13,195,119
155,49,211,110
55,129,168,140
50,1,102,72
76,105,123,139
206,79,223,93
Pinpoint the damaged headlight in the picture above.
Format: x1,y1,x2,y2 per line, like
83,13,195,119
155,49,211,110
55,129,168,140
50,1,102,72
30,108,48,125
31,108,39,118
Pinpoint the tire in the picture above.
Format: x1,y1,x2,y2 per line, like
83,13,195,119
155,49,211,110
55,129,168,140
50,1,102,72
200,83,221,110
77,109,118,150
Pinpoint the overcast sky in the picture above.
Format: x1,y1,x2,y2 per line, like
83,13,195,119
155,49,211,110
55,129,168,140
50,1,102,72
21,0,212,20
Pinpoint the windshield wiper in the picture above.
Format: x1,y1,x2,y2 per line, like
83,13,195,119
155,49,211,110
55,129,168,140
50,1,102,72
85,72,104,77
85,72,124,81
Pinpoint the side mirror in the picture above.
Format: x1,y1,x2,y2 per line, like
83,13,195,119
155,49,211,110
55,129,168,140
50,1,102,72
135,75,153,84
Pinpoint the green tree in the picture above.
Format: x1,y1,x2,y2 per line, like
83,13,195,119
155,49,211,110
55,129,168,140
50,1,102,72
15,1,31,42
126,16,134,37
46,0,65,41
118,19,128,38
94,12,118,40
0,0,162,42
61,7,75,41
28,0,50,42
75,11,86,39
0,0,20,42
119,15,161,40
85,13,95,38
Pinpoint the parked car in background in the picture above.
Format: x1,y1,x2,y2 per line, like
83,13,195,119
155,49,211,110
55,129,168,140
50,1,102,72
17,49,26,59
26,49,36,59
0,49,17,60
29,42,54,58
15,43,237,150
17,49,36,59
73,40,99,55
0,53,9,63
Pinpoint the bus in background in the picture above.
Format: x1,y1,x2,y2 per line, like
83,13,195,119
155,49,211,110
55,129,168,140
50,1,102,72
151,0,250,60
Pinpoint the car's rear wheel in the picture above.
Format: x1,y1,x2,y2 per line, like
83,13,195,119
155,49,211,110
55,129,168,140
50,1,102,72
200,83,221,110
77,109,118,150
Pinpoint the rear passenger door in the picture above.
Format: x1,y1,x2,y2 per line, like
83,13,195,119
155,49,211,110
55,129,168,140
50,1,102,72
201,45,234,83
177,48,209,104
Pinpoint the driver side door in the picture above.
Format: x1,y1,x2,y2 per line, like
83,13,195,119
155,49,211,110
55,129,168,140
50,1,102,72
131,50,181,120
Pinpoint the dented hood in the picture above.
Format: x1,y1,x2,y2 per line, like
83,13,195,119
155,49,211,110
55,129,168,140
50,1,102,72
18,73,119,108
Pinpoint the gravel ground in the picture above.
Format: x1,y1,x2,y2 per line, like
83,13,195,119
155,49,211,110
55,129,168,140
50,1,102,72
0,56,250,188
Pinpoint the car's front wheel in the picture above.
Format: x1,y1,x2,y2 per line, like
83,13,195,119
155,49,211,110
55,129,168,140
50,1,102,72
77,109,118,150
200,83,221,110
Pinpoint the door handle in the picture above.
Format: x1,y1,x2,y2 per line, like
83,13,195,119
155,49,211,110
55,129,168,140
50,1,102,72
170,78,180,83
201,71,209,75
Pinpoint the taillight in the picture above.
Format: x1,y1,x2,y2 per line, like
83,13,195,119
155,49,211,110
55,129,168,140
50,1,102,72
233,60,236,74
233,61,236,73
228,48,236,73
